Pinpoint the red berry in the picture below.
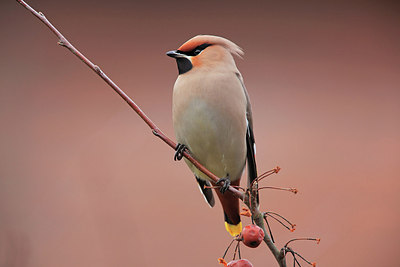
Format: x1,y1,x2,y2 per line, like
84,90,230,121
241,224,265,248
227,259,253,267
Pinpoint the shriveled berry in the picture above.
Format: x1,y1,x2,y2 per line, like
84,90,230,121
227,259,253,267
241,224,265,248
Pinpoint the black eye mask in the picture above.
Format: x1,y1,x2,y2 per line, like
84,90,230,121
177,43,212,57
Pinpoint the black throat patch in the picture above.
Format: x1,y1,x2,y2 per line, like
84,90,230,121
176,58,192,75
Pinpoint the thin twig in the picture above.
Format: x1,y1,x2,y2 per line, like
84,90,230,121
264,215,275,243
284,238,320,248
258,186,298,194
265,212,296,231
222,239,236,259
285,247,315,267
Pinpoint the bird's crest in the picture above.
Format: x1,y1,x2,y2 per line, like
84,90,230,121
178,35,243,57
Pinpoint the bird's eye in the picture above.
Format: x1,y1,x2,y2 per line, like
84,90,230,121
180,43,211,57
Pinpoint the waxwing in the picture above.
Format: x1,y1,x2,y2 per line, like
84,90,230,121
167,35,257,236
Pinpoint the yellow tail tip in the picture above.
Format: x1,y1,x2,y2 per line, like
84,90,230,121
225,221,242,236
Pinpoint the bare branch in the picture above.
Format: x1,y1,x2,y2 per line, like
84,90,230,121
15,0,243,200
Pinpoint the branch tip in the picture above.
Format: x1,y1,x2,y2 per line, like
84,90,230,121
240,207,251,217
263,211,295,234
274,166,281,173
251,166,281,186
218,258,228,267
258,186,298,194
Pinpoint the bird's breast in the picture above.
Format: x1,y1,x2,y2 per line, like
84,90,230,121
172,72,247,181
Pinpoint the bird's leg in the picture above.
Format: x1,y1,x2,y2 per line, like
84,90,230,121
216,174,231,194
174,143,187,161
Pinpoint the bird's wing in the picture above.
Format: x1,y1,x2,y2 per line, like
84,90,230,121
235,73,258,188
195,176,215,207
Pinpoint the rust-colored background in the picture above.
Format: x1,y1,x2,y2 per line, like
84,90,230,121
1,1,399,266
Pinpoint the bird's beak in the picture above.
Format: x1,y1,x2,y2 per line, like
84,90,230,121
166,50,185,59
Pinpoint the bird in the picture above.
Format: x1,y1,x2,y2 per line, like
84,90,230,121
167,35,257,236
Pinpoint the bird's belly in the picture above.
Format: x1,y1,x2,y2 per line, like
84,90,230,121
174,99,246,182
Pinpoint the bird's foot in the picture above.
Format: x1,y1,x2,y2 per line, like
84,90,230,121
174,143,187,161
216,176,231,194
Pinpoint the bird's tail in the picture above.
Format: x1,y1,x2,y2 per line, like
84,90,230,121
214,179,242,236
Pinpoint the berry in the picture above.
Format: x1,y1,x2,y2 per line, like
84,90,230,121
227,259,253,267
241,224,265,248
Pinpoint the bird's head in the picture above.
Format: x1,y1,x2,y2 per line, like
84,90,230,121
166,35,243,75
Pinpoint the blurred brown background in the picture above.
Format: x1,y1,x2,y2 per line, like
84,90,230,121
1,0,399,266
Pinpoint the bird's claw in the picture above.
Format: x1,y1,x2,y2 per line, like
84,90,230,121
216,176,231,194
174,143,187,161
